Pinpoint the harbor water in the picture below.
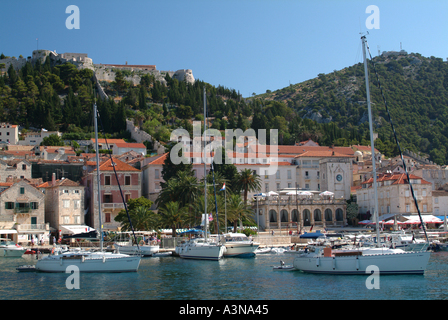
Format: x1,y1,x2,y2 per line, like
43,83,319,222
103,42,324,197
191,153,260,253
1,251,448,301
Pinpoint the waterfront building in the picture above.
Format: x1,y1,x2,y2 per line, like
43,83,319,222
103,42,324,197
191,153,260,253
0,180,48,244
357,172,433,221
252,190,347,231
82,158,141,231
38,173,85,238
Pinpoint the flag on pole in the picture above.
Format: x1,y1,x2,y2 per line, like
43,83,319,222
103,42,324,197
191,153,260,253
208,213,213,221
220,183,226,191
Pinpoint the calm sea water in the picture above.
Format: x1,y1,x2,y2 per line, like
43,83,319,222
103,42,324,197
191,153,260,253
1,251,447,301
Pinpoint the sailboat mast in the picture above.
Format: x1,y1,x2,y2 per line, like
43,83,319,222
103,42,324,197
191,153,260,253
203,87,208,241
362,35,381,246
94,101,103,251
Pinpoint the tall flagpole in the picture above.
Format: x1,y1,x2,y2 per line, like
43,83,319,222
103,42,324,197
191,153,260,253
225,187,227,232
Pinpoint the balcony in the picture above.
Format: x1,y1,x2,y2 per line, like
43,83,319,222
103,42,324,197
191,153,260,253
15,223,49,232
14,207,31,214
102,203,125,210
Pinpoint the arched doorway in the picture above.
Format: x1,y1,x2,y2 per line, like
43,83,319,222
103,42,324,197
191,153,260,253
303,209,311,226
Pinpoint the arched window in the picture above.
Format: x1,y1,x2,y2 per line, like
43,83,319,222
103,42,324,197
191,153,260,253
269,210,277,222
325,209,333,222
336,208,344,221
303,209,311,226
280,209,288,222
314,209,322,222
291,209,298,222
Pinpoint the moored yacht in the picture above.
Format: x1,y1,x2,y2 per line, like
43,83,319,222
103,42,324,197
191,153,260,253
35,250,140,273
222,233,259,257
0,238,26,257
175,236,226,260
293,245,430,275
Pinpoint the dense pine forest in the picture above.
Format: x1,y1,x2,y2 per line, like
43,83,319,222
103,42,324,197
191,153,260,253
1,51,448,164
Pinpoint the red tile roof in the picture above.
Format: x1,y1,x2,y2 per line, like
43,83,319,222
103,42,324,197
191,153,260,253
113,143,146,149
148,153,168,165
248,145,355,156
361,173,431,186
294,150,355,158
93,158,140,172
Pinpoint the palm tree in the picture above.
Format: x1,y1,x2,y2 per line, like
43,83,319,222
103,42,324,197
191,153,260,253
156,170,201,209
234,168,262,205
226,194,255,233
130,206,160,231
158,201,188,237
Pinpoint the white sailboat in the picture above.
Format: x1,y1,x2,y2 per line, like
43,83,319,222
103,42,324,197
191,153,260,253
36,101,141,273
293,34,431,275
175,87,226,260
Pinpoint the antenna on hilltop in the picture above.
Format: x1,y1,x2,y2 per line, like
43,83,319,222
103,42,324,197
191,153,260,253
400,42,402,50
377,45,381,56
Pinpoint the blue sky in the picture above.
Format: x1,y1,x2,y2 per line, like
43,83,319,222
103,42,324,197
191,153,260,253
1,0,447,98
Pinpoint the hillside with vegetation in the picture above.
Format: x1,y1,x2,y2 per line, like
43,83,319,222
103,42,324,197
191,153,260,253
1,51,448,165
252,52,448,165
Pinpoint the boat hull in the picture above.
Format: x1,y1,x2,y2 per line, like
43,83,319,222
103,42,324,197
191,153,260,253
176,244,226,260
114,243,159,257
293,250,431,275
35,253,141,273
224,243,259,257
0,248,26,257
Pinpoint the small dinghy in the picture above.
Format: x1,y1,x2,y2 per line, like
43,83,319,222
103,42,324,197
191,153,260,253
254,247,271,254
16,265,37,272
272,260,295,271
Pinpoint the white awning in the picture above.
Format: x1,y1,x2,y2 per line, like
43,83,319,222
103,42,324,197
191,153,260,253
402,215,443,224
0,230,17,234
60,225,96,234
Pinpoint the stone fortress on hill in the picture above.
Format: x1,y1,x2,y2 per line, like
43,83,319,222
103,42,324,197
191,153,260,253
0,49,195,86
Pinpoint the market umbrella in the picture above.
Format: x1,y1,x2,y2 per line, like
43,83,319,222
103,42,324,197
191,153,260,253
319,191,334,196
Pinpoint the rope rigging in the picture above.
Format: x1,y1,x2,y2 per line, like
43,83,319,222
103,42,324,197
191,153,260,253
363,37,429,241
95,102,141,251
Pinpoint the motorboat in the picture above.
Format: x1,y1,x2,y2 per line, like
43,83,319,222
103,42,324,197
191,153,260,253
175,236,226,260
222,233,259,257
35,250,141,273
0,238,26,257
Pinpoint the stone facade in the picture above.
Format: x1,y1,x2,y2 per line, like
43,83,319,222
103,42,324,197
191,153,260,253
82,158,141,231
38,174,85,236
357,173,433,219
0,159,32,181
253,196,346,231
0,180,48,244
